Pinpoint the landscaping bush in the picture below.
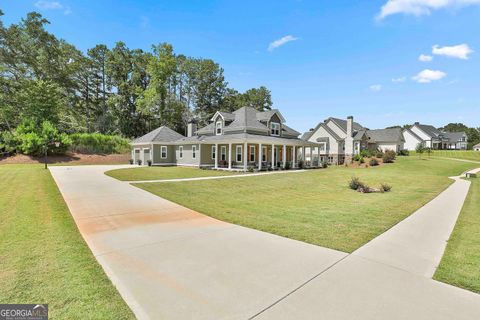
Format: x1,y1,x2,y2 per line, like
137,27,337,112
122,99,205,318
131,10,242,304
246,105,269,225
129,159,134,165
69,133,130,154
360,149,372,158
322,161,328,168
285,161,291,170
380,183,392,193
353,154,362,162
298,160,304,169
397,149,409,156
247,166,255,173
349,177,365,190
369,158,379,166
359,157,365,164
375,151,384,158
382,150,396,163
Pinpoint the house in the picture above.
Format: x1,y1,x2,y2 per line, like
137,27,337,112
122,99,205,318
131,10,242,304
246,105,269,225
402,122,467,150
301,116,405,164
473,143,480,151
130,106,319,171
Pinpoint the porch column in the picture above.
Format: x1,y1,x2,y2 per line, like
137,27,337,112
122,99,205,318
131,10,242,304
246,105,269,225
271,144,275,169
317,146,321,166
293,146,296,168
214,143,218,169
282,145,286,168
198,144,202,167
243,142,248,171
302,146,306,162
151,143,154,164
228,143,232,170
259,143,263,170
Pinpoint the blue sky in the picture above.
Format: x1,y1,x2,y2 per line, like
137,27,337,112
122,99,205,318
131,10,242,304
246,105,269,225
2,0,479,131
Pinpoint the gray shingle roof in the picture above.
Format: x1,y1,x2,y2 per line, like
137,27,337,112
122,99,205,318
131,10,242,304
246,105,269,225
415,123,442,138
443,131,467,143
132,126,185,144
328,117,365,133
367,128,404,143
302,122,341,141
222,107,269,132
403,128,423,141
256,109,285,122
353,130,367,141
282,124,300,137
195,122,215,135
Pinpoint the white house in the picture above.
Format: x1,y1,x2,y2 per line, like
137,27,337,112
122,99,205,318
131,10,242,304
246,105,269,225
473,143,480,151
402,122,467,151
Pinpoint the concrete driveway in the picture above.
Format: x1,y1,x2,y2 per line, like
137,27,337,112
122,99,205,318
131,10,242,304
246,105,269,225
49,165,480,320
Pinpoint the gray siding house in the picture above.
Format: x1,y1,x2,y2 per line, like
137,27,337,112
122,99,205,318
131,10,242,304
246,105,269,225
402,122,467,150
131,106,319,170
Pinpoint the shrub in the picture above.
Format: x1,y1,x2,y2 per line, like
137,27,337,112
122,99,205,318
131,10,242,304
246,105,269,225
298,160,304,169
322,161,328,168
380,183,392,192
382,150,396,163
369,158,379,166
137,159,142,165
359,157,365,164
349,177,365,190
129,159,134,165
14,120,71,156
353,154,361,162
397,149,409,156
0,131,17,154
285,161,291,170
247,166,255,173
360,149,372,158
375,151,384,158
69,133,130,154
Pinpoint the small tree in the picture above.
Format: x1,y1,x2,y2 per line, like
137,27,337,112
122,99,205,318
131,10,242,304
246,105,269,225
425,147,433,157
415,143,425,159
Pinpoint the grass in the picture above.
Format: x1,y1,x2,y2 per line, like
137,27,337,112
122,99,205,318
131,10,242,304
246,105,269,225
412,150,480,162
105,166,244,181
434,177,480,293
0,165,134,319
135,157,476,253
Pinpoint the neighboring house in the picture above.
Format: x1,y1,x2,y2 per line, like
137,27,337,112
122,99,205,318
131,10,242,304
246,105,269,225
402,122,467,150
473,143,480,151
302,116,404,164
131,106,318,170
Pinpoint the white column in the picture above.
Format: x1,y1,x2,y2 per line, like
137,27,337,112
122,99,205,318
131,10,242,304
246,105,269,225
271,144,275,169
198,144,202,167
293,146,296,168
214,143,218,169
243,142,248,171
228,143,232,170
317,146,321,166
259,143,262,170
302,146,306,162
282,145,286,168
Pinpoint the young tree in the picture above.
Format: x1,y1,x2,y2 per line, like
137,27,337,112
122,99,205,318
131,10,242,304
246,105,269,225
415,143,425,158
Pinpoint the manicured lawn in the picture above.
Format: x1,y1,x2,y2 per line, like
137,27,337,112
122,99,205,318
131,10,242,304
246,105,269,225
135,157,477,253
0,165,134,319
105,166,244,181
412,150,480,162
434,177,480,293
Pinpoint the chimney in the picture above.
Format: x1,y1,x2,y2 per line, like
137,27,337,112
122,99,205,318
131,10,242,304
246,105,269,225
414,122,419,125
346,116,353,137
187,120,197,137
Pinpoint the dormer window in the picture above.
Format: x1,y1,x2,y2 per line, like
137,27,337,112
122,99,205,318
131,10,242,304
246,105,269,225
216,121,222,135
270,122,280,136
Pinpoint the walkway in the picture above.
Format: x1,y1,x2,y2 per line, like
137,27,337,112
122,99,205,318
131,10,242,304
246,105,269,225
49,165,480,320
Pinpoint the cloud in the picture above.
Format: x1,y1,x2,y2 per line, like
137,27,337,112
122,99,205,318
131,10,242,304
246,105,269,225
412,69,447,83
418,54,433,62
268,35,298,51
34,1,71,15
377,0,480,19
369,84,382,92
392,76,407,83
432,44,473,59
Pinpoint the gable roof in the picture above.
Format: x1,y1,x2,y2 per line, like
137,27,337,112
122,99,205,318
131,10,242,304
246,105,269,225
443,131,467,143
256,109,286,123
403,128,423,141
367,128,404,143
353,130,368,141
473,143,480,148
222,106,269,132
302,122,341,142
327,117,365,133
211,111,235,122
414,123,442,138
132,126,185,144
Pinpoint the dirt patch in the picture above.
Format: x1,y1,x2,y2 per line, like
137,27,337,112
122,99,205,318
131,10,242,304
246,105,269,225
0,152,130,165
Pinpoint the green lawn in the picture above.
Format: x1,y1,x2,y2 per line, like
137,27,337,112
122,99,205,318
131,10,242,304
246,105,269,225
105,166,244,181
434,177,480,293
412,150,480,162
0,165,134,319
135,157,476,253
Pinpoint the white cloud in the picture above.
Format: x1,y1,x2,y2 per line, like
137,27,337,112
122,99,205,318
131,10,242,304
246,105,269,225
35,1,71,14
369,84,382,92
377,0,480,19
268,35,298,51
392,76,407,83
412,69,447,83
432,44,473,59
418,54,433,62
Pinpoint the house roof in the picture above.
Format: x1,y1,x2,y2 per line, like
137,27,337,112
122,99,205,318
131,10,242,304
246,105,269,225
211,111,235,122
414,123,442,138
302,122,342,142
367,128,404,143
473,143,480,148
282,124,300,137
403,128,423,142
353,130,368,141
132,126,185,144
176,132,316,146
256,109,286,123
327,117,365,133
443,131,466,143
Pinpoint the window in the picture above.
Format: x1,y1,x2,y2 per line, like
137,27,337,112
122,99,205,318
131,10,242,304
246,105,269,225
319,143,325,151
221,146,227,161
216,121,222,135
192,145,197,159
179,146,183,159
161,146,167,159
249,145,255,162
262,146,267,162
270,122,280,136
211,146,216,160
236,145,242,162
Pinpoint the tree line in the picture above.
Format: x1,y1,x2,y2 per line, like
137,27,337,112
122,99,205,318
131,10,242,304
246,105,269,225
0,10,273,140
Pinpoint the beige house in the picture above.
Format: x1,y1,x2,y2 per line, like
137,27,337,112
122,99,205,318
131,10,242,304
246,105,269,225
131,106,319,171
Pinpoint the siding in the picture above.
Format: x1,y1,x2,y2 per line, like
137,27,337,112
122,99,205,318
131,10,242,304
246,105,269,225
175,144,201,166
403,131,423,151
153,145,175,164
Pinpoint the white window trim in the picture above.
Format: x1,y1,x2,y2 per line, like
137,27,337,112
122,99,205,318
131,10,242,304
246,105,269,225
221,146,227,161
262,146,267,162
236,145,242,162
270,122,280,136
216,121,223,135
179,146,183,159
211,146,216,160
249,145,255,162
192,145,197,159
161,146,167,159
